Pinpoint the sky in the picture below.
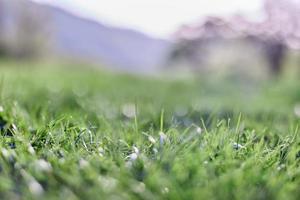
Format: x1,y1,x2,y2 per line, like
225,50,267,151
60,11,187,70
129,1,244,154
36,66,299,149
31,0,264,38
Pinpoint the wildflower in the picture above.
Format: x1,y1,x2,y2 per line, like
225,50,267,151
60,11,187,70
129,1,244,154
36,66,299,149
196,126,202,134
294,104,300,117
148,135,156,144
1,148,15,164
133,146,139,154
233,142,245,150
11,123,18,132
35,159,52,172
20,169,44,196
153,148,158,154
28,144,35,155
98,147,105,157
1,148,9,158
127,146,140,162
129,153,138,161
159,132,168,146
162,187,169,194
277,164,286,171
28,179,44,196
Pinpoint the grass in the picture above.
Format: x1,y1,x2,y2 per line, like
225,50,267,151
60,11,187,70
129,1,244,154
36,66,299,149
1,61,300,199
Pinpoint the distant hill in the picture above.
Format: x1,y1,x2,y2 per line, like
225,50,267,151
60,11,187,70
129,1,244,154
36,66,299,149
45,5,171,72
0,0,171,72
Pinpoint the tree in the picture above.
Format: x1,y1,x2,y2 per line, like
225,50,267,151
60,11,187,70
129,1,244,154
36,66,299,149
0,0,49,58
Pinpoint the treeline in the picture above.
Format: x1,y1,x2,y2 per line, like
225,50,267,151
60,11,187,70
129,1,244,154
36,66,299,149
168,0,300,76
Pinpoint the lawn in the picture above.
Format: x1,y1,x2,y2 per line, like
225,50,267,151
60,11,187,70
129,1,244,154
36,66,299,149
1,61,300,199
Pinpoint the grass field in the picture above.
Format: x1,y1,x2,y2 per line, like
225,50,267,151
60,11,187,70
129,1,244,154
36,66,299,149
1,61,300,199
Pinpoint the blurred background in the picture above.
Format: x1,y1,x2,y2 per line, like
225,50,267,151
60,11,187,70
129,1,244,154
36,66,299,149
0,0,299,78
1,0,300,144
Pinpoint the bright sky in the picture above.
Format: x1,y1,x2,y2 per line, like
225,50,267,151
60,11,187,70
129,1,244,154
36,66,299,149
31,0,264,38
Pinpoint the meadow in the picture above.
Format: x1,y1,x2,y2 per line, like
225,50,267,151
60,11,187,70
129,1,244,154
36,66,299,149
1,60,300,199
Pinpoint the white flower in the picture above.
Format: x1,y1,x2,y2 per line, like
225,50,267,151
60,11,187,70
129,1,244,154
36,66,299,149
294,104,300,117
159,132,168,146
129,153,138,161
98,147,105,157
28,179,44,196
28,145,35,155
233,142,245,150
35,159,52,172
20,169,44,196
196,127,202,134
1,148,9,158
79,158,89,169
162,187,169,194
133,146,139,154
153,148,158,154
11,124,18,132
127,146,140,162
148,136,156,144
277,164,286,171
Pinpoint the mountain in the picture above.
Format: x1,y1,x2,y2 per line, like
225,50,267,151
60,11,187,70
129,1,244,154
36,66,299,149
46,5,171,72
0,0,171,72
